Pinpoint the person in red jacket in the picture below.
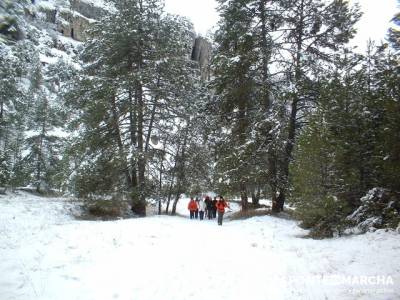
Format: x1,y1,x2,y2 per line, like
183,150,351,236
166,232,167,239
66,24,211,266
188,197,198,219
216,196,229,225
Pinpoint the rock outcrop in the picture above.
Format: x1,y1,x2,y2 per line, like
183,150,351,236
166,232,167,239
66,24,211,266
191,37,212,81
70,0,105,20
57,10,93,41
35,0,106,42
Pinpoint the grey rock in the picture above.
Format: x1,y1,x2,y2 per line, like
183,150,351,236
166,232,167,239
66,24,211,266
191,37,212,81
70,0,105,20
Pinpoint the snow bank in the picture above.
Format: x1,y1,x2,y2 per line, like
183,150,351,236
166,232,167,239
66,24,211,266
0,193,399,300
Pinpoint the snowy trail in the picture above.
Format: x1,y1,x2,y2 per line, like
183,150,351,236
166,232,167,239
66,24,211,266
0,194,399,300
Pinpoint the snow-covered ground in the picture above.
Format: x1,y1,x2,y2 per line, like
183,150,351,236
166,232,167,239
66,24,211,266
1,193,399,300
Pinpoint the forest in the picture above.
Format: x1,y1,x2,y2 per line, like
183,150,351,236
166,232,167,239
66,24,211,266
1,0,400,237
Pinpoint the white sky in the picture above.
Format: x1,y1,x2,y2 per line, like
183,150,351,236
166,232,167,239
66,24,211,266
350,0,398,50
164,0,398,50
164,0,219,36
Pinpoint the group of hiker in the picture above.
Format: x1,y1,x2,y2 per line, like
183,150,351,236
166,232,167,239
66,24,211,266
188,196,230,225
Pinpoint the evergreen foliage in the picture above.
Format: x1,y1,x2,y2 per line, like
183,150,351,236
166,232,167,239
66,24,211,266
291,45,400,236
0,1,71,191
211,0,361,211
347,188,400,233
66,0,205,215
211,0,279,209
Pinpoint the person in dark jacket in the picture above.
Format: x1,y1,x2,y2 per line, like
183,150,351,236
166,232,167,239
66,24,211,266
205,196,213,219
212,197,218,219
216,196,229,225
195,197,200,219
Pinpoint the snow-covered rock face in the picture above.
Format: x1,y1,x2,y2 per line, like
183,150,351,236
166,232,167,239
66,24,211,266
32,0,106,42
57,9,92,41
5,0,105,44
69,0,106,20
1,0,107,77
0,0,91,185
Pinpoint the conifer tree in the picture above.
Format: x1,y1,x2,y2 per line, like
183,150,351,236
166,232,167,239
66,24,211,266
271,0,361,211
212,0,277,210
0,40,33,187
23,56,66,192
291,44,400,236
68,0,202,215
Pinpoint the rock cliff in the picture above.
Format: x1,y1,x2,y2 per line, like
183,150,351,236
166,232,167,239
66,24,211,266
191,37,212,81
34,0,105,42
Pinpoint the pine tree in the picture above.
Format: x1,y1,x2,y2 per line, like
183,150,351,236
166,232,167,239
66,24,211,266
211,0,276,210
374,48,400,191
272,0,361,211
68,0,203,215
1,1,70,190
23,56,66,192
291,44,400,236
0,40,33,187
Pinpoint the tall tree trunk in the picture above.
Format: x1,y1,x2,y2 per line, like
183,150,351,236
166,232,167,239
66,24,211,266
128,88,138,188
269,151,279,211
171,192,181,216
36,95,48,193
165,148,179,215
165,180,174,214
237,97,249,210
157,139,166,215
251,185,261,207
273,0,305,212
145,76,160,153
133,82,146,216
145,102,157,153
36,132,44,192
158,160,162,215
259,0,271,109
0,100,3,125
240,181,249,211
131,1,146,216
165,174,176,215
171,124,189,215
110,94,133,191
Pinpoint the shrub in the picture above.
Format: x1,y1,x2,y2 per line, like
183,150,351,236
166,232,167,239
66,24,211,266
346,188,400,233
79,198,130,220
295,195,352,238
